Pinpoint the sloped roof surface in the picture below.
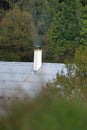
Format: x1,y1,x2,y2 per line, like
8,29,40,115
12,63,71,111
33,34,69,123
0,62,67,97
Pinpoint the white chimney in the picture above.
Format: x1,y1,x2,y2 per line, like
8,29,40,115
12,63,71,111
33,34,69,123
33,48,42,71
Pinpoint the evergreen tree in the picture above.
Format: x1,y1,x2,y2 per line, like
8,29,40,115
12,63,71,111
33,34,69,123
46,0,82,62
80,5,87,46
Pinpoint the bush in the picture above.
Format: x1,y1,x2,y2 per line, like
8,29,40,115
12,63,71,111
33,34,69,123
0,88,87,130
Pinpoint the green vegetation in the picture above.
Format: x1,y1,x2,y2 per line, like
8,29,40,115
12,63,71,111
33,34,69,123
45,44,87,100
0,85,87,130
0,6,36,61
74,45,87,90
45,0,82,62
0,0,87,62
80,5,87,46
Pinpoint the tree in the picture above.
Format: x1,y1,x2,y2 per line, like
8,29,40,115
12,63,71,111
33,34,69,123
75,45,87,78
0,6,36,61
80,5,87,46
46,0,82,62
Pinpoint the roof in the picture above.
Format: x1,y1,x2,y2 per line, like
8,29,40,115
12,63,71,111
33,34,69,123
0,61,67,98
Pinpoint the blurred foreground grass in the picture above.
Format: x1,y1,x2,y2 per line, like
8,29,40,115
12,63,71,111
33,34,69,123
0,87,87,130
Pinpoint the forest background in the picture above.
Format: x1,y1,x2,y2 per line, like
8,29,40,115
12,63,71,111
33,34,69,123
0,0,87,63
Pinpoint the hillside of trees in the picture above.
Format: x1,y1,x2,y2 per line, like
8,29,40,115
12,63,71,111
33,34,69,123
0,0,87,62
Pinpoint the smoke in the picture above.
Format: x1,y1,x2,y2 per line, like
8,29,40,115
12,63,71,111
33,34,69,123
33,34,42,48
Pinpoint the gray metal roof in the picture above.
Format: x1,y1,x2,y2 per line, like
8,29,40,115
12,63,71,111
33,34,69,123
0,62,67,98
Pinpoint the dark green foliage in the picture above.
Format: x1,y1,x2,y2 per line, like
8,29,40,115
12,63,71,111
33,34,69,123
45,0,82,62
80,6,87,46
